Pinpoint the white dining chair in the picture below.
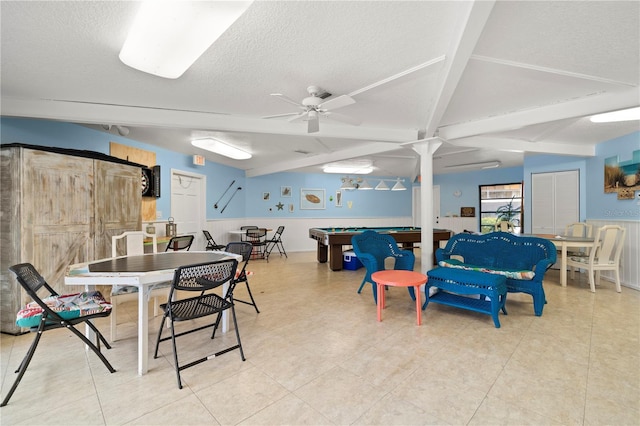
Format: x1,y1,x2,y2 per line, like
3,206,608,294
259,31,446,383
110,231,168,342
566,225,626,292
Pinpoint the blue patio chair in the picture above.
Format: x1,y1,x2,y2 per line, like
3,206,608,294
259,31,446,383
351,230,416,303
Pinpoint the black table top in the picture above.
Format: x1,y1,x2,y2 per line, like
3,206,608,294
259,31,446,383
88,251,231,273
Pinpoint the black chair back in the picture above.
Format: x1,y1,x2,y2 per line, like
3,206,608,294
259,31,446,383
165,235,194,251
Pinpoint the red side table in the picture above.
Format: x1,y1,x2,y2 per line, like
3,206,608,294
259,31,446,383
371,270,427,325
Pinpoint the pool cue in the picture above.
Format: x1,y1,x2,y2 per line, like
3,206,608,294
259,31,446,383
214,180,235,209
220,187,242,213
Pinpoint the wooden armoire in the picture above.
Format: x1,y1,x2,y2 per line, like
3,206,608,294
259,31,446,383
0,144,142,334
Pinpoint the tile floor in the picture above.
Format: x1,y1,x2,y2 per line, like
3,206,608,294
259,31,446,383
1,250,639,425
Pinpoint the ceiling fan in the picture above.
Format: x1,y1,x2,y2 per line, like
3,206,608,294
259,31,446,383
262,85,360,133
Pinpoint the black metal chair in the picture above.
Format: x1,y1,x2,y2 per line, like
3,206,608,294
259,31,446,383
153,259,245,389
2,263,115,407
225,242,259,313
239,226,258,242
265,225,287,262
246,228,267,259
165,235,194,251
202,230,225,251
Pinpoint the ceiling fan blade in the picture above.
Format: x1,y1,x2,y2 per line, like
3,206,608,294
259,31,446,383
270,93,303,108
288,112,307,122
307,116,319,133
322,111,361,126
318,94,355,111
262,112,301,119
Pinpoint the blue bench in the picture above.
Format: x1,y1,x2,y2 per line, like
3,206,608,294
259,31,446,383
424,267,507,328
436,232,557,316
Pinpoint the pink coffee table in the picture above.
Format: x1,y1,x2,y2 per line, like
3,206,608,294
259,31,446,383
372,270,427,325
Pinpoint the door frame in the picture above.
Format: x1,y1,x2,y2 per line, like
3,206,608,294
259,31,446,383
170,169,206,249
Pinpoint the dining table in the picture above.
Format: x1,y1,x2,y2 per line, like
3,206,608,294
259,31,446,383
532,234,597,287
65,250,241,375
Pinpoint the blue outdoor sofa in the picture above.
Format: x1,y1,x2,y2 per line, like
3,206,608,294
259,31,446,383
435,232,557,316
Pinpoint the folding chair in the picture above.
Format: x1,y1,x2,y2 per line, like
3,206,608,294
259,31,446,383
225,242,259,313
2,263,115,407
153,259,245,389
246,228,267,259
165,235,194,251
239,226,258,242
265,225,287,261
203,230,225,251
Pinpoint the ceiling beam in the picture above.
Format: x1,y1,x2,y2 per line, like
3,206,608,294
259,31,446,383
2,97,417,143
423,0,496,138
448,136,596,157
245,141,415,177
438,88,640,140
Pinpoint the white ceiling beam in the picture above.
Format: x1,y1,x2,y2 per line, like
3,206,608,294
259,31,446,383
245,142,412,177
449,136,596,157
2,97,417,143
423,0,496,137
438,89,640,140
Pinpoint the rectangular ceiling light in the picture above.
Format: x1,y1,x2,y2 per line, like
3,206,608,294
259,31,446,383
590,106,640,123
191,138,251,160
119,1,253,79
445,161,501,171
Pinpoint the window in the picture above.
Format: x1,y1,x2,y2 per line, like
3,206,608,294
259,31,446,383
479,183,523,233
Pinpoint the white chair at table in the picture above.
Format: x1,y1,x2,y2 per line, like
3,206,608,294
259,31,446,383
110,231,169,342
564,222,594,277
566,225,626,293
494,220,515,233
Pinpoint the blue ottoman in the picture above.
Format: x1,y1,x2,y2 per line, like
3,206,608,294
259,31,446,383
424,267,507,328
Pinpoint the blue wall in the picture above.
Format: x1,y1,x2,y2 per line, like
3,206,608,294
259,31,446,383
0,117,411,219
433,166,524,218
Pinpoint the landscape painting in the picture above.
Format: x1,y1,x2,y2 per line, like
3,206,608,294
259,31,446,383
604,149,640,195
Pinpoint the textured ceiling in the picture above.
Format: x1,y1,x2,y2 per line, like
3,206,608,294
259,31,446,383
1,1,638,177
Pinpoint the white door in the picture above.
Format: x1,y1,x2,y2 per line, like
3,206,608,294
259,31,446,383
170,169,206,250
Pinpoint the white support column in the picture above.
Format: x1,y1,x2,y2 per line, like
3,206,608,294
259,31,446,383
412,138,443,273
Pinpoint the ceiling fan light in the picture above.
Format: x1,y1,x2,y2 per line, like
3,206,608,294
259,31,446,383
191,138,251,160
589,106,640,123
375,180,390,190
119,1,253,79
391,179,406,191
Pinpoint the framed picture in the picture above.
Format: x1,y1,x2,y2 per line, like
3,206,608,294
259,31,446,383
460,207,475,217
300,188,325,210
263,192,270,201
281,186,292,197
335,190,342,207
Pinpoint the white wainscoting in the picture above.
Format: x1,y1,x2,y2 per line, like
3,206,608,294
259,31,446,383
204,217,413,254
586,219,639,291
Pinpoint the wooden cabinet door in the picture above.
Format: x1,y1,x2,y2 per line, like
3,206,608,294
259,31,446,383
22,149,95,294
93,160,142,260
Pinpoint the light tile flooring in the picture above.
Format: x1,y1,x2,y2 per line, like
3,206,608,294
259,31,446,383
1,250,639,425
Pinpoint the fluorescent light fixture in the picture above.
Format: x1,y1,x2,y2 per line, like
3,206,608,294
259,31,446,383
589,106,640,123
191,138,251,160
445,160,501,171
391,178,406,191
323,164,374,174
120,1,253,79
375,180,390,190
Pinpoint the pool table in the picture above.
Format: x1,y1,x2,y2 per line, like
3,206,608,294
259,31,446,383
309,227,452,271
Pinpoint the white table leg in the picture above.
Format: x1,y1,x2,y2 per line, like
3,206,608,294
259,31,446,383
138,286,149,375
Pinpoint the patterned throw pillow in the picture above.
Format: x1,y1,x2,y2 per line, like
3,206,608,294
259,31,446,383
439,259,535,280
16,291,111,328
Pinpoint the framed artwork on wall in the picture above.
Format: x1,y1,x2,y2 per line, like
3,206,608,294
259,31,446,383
263,192,270,201
300,188,325,210
335,190,342,207
281,186,292,197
